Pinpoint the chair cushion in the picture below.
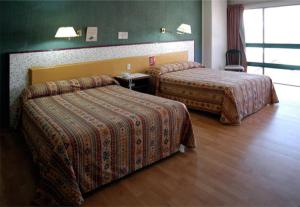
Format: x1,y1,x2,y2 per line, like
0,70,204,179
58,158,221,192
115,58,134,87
225,65,244,71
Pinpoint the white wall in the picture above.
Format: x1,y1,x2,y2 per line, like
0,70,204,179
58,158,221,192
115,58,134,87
211,0,227,70
202,0,227,70
202,0,212,68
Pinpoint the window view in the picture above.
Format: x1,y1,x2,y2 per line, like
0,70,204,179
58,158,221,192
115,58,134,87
246,47,263,63
244,5,300,86
265,68,300,86
265,6,300,44
244,9,263,44
247,66,263,75
264,48,300,66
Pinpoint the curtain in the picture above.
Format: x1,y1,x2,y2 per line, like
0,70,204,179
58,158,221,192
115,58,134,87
227,4,247,71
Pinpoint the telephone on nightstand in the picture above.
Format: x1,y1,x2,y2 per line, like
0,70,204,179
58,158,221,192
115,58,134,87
121,63,132,78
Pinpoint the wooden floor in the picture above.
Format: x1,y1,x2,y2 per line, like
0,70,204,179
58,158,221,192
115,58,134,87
1,84,300,206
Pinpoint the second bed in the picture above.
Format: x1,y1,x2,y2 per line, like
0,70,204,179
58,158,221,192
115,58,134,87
146,62,279,125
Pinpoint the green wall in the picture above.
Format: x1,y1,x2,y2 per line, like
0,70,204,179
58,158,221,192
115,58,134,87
0,0,202,128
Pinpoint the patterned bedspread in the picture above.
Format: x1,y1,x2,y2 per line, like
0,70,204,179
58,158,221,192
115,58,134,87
147,62,278,124
21,77,194,205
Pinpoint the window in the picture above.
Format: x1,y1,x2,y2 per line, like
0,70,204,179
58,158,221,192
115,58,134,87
265,48,300,66
265,68,300,86
247,66,263,75
244,5,300,86
246,47,263,63
244,9,263,43
265,6,300,44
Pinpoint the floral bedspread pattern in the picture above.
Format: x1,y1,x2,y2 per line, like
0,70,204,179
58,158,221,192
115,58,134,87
147,64,278,125
21,80,194,205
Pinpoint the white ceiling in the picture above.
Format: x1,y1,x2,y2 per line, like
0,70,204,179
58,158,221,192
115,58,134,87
228,0,275,4
228,0,300,8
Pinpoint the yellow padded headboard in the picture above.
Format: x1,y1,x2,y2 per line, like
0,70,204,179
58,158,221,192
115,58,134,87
29,51,188,84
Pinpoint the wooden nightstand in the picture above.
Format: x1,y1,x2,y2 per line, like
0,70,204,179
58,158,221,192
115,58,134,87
115,73,151,93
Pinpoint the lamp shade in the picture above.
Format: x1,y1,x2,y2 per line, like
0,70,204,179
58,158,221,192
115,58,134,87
55,27,78,38
177,24,192,34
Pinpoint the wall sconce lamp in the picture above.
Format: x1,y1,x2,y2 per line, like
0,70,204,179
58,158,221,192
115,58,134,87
55,27,82,40
177,24,192,34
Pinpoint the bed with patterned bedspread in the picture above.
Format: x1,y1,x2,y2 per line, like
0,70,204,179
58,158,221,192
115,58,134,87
146,62,279,125
21,75,195,205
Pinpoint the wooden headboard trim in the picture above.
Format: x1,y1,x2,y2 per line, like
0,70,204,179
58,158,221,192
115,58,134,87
29,51,188,84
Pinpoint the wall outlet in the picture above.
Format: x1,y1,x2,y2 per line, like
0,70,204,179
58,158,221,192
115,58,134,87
118,32,128,39
86,27,98,42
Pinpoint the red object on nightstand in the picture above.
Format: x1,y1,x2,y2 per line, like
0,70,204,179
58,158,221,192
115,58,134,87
149,56,156,66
